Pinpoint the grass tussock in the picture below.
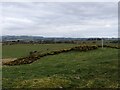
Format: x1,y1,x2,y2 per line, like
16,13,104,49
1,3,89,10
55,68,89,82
17,75,71,88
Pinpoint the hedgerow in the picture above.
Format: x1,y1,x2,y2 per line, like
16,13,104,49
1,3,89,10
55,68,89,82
3,45,119,66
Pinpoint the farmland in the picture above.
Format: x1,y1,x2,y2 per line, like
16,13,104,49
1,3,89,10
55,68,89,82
2,43,119,88
2,44,77,58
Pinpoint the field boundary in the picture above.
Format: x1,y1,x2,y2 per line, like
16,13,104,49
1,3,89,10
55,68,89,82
3,45,98,66
3,45,119,66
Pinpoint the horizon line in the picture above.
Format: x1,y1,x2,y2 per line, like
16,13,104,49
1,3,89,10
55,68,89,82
1,35,118,38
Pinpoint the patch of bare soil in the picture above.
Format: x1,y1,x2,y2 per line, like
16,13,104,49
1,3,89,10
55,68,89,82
2,58,17,65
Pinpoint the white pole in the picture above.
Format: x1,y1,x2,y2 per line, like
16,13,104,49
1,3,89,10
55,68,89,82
102,38,103,48
54,38,56,44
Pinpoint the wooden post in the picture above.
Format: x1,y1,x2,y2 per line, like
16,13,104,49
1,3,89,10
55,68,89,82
102,38,103,48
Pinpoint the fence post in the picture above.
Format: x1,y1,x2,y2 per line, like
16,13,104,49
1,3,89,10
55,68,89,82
102,38,103,48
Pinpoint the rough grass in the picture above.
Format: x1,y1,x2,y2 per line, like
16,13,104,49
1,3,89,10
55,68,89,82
18,75,71,88
2,47,118,88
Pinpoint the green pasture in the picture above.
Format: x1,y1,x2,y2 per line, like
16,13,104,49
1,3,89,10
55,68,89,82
2,45,119,88
2,44,77,58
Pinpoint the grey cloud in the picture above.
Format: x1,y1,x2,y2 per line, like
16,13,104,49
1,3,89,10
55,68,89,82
1,2,118,38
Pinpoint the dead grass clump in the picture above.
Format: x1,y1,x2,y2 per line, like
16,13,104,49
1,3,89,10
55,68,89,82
18,76,71,88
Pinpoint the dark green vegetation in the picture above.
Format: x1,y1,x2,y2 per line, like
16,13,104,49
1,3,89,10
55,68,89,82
2,44,119,88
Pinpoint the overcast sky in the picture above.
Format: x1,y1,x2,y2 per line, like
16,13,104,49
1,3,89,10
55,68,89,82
1,2,118,38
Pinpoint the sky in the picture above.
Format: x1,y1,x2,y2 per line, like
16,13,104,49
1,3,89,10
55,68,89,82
1,2,118,38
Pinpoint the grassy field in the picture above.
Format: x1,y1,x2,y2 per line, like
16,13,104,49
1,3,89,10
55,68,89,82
2,44,119,88
2,44,77,58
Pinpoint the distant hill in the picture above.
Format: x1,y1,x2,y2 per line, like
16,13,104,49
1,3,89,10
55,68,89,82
1,35,118,42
